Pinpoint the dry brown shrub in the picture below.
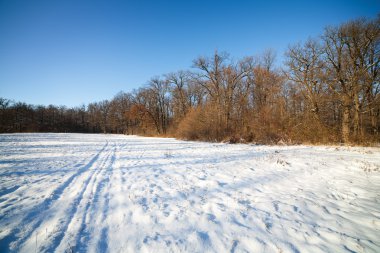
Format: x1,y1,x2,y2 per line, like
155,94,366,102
176,105,223,141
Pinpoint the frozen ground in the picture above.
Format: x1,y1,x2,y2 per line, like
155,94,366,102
0,133,379,253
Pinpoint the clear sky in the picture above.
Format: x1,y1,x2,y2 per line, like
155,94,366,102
0,0,379,107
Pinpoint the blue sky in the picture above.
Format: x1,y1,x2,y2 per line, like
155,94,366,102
0,0,379,107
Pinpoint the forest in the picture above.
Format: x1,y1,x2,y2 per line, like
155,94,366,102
1,16,379,144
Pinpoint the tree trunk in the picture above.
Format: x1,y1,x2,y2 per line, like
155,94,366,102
342,97,351,143
370,108,378,135
353,92,360,137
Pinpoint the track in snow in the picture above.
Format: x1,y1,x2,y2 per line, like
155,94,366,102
0,133,379,252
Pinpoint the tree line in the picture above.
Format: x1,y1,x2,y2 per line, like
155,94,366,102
1,16,379,144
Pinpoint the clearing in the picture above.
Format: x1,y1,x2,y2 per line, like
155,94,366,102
0,133,379,252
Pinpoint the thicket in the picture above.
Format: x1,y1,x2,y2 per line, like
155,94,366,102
1,16,379,144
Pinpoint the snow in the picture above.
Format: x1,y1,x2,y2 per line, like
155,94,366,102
0,133,379,253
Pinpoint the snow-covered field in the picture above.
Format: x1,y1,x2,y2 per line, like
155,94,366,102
0,133,379,253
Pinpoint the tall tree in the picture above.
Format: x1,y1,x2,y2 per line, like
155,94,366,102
285,39,326,120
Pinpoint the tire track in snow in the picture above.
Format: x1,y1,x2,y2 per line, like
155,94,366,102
0,141,109,253
69,142,116,253
40,141,115,253
72,163,111,252
0,152,95,221
93,144,116,253
76,141,120,252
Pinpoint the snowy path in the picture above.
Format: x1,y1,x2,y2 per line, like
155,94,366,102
0,133,379,252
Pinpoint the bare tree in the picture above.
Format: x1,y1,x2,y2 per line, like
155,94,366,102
166,71,192,119
193,51,253,138
322,17,380,142
285,39,326,120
